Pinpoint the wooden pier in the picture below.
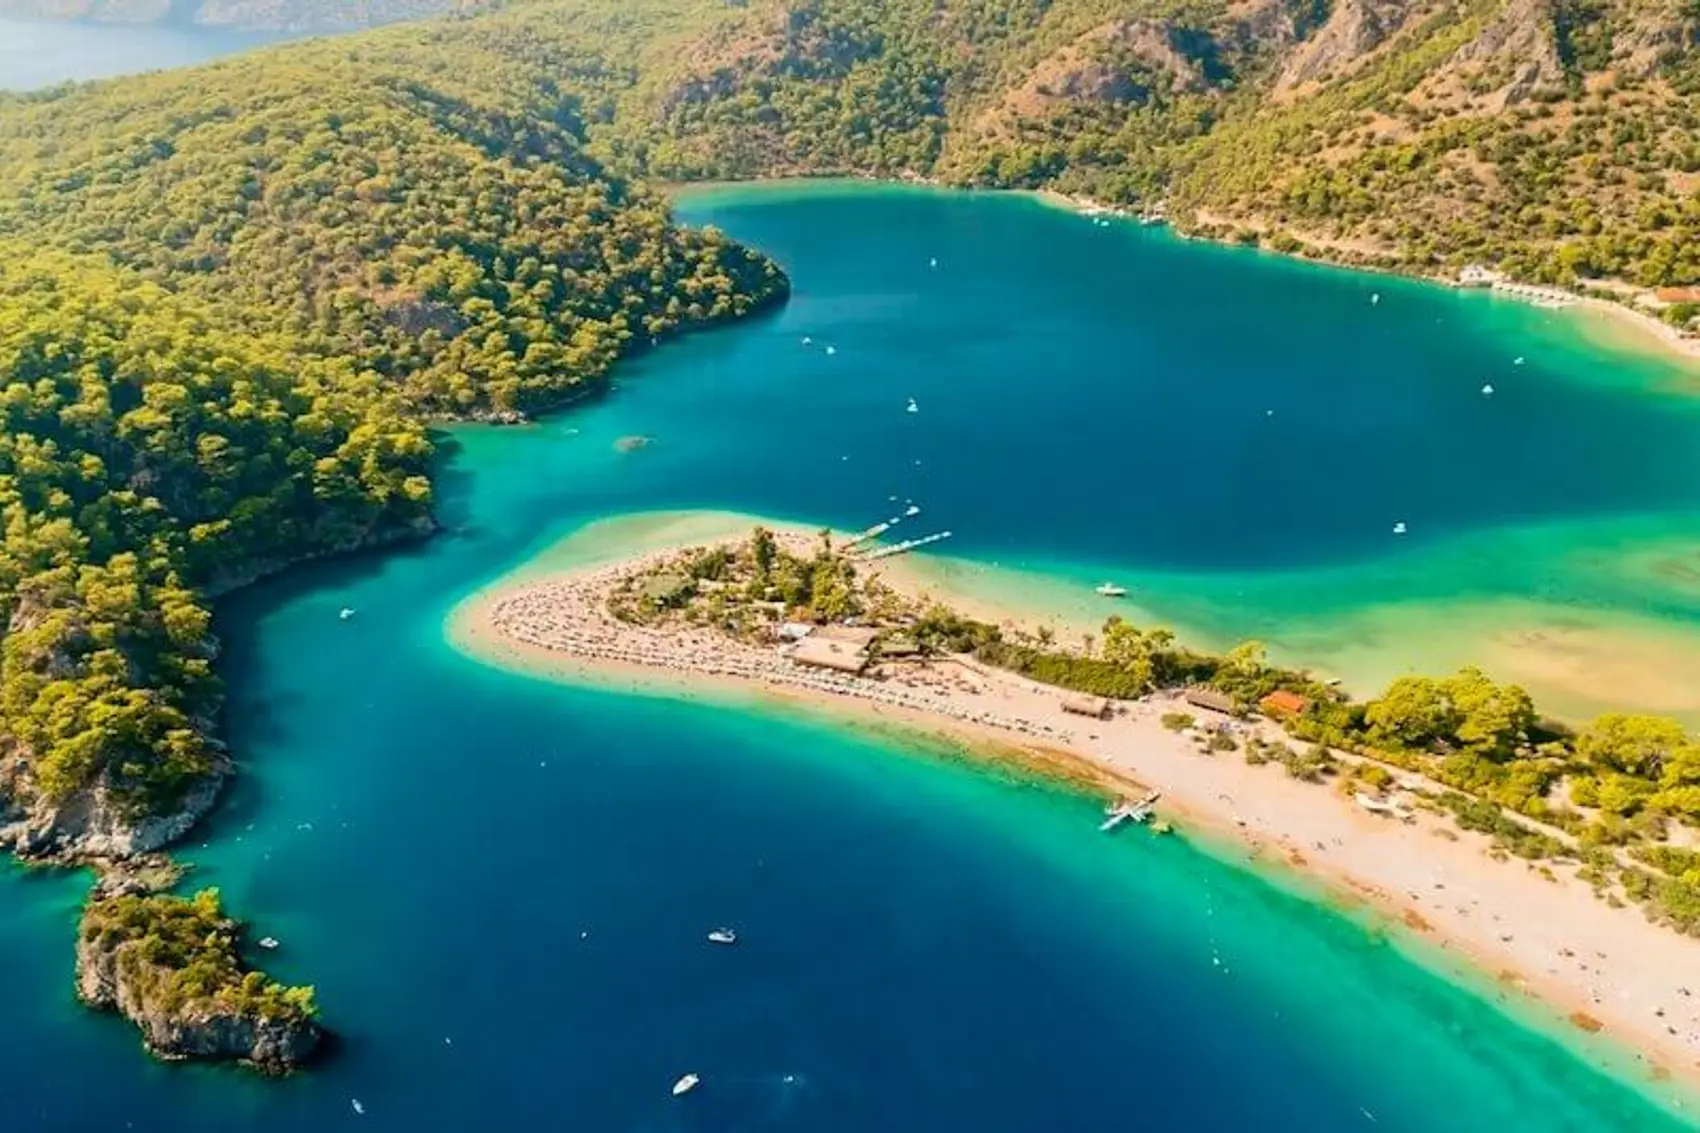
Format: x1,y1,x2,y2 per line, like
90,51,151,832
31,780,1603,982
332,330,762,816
1099,791,1162,832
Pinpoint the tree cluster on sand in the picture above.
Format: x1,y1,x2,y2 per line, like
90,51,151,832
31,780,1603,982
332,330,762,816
613,528,1700,937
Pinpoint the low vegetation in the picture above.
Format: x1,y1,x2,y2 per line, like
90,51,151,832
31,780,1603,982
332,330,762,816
81,888,317,1024
624,526,1700,935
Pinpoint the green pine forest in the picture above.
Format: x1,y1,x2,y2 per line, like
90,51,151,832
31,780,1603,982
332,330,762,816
0,0,1697,1043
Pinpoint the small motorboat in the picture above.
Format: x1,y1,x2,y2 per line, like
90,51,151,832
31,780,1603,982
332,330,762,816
825,345,837,356
928,257,938,269
1481,383,1495,396
257,937,280,951
1095,583,1128,598
904,504,921,517
905,398,918,414
707,928,737,945
1392,521,1408,535
1370,293,1380,305
802,336,813,345
339,607,356,621
1513,356,1525,366
673,1073,701,1097
351,1099,366,1116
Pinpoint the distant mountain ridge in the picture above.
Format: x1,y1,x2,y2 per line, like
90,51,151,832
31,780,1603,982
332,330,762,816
565,0,1699,306
7,0,1696,305
0,0,474,31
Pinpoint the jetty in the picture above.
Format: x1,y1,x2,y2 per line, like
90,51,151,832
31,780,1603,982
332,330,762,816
1099,790,1162,832
860,531,953,560
843,520,894,549
1489,280,1575,308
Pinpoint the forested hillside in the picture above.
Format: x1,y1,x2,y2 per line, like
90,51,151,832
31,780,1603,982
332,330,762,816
0,23,787,864
1,0,1693,872
0,0,1695,1059
0,249,432,822
542,0,1699,302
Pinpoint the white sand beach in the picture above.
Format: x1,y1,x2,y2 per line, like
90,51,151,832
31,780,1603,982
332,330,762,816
448,523,1700,1103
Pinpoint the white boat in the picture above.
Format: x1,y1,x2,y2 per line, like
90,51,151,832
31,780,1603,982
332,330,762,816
1481,383,1495,396
904,504,921,517
673,1073,700,1097
258,937,280,951
1513,356,1525,366
1371,293,1380,305
1392,521,1408,535
802,336,812,345
825,346,837,356
351,1099,366,1116
1095,583,1128,598
905,398,918,413
339,607,356,620
928,257,938,269
707,928,737,945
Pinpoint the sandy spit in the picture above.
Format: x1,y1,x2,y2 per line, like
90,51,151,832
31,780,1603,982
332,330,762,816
446,523,1700,1108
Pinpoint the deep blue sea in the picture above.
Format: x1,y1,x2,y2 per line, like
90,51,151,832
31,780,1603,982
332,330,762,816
4,183,1700,1132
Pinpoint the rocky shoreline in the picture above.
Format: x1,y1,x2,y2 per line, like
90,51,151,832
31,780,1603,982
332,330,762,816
0,517,433,1069
75,885,323,1072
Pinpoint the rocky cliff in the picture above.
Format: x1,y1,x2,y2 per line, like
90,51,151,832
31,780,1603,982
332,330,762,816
76,889,322,1072
0,761,229,861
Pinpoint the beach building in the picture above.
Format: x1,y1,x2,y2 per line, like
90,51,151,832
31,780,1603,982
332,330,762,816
1258,690,1311,719
1182,687,1236,716
1655,287,1700,304
1061,693,1111,720
1458,264,1500,287
788,624,879,675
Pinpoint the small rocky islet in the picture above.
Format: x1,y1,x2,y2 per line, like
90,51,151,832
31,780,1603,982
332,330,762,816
76,879,322,1072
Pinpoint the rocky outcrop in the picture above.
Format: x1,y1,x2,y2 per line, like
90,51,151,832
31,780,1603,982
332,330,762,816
76,891,323,1072
0,510,432,865
1448,0,1567,103
987,17,1221,130
0,761,229,862
1276,0,1426,91
1611,0,1700,78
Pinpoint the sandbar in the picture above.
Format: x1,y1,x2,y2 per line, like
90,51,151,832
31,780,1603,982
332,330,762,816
448,515,1700,1108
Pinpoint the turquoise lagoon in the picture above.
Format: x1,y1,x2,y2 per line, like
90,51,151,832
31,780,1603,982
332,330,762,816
2,183,1699,1131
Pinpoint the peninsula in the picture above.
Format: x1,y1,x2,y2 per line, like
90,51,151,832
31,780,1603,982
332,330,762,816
453,519,1700,1091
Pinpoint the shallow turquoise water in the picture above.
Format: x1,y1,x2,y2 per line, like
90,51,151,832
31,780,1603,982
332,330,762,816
2,182,1698,1131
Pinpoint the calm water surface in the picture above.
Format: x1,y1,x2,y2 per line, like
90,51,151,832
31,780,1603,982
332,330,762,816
0,17,299,90
0,183,1696,1131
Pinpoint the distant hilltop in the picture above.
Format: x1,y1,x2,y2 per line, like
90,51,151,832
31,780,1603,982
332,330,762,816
0,0,483,32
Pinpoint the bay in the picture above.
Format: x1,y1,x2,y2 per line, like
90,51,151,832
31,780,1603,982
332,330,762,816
0,181,1696,1132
